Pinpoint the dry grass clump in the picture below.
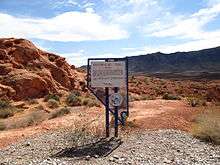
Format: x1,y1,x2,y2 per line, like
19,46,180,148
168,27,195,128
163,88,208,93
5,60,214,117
0,108,15,119
71,115,103,144
187,97,207,107
27,98,38,105
0,100,10,109
191,108,220,145
8,111,47,129
81,97,100,107
49,107,70,119
0,99,21,119
66,91,82,106
47,99,59,108
44,93,60,102
0,121,6,131
66,91,100,107
129,94,156,102
162,93,181,100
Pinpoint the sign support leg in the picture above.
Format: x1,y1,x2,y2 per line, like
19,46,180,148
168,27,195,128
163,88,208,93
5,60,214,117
125,57,129,117
114,87,119,137
105,87,110,138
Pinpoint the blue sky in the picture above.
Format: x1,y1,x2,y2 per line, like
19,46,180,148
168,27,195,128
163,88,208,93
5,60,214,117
0,0,220,66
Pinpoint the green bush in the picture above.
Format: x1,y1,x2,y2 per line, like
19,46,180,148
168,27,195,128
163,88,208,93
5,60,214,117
191,110,220,145
49,107,70,119
66,92,81,106
162,93,181,100
44,93,60,102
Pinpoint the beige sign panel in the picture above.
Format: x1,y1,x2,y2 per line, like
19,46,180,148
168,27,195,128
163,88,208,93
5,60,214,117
91,61,126,88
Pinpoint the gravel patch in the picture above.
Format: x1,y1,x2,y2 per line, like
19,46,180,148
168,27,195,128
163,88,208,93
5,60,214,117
0,129,219,165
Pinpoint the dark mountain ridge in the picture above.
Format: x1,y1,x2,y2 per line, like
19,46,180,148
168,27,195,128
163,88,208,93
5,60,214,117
127,46,220,74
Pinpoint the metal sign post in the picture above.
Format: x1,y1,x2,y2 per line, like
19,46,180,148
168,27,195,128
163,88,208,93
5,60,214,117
87,58,129,138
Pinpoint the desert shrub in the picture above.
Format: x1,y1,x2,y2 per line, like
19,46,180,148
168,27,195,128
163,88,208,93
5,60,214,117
140,95,156,100
27,98,38,105
0,100,20,119
187,97,206,107
44,93,60,102
82,98,100,107
71,90,81,97
79,81,87,92
48,55,56,62
66,91,81,106
47,99,59,108
0,121,6,131
129,95,140,102
49,107,70,119
191,110,220,145
0,108,14,119
8,111,46,129
139,95,148,100
0,100,10,109
162,93,181,100
144,77,150,84
25,111,46,127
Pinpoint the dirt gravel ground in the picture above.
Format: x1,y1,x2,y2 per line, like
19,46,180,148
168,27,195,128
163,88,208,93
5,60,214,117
0,99,198,149
0,100,218,164
0,129,219,165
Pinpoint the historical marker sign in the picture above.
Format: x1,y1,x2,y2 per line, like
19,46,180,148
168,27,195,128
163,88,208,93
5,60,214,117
91,61,126,88
87,58,129,138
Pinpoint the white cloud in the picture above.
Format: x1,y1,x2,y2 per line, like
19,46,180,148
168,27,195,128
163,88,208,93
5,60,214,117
147,3,220,40
103,0,163,26
206,0,220,6
51,0,79,8
61,50,86,67
0,11,128,42
122,37,220,56
85,7,95,13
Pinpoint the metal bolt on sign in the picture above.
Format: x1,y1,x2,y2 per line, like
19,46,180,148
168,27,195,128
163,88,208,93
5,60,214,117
87,58,129,138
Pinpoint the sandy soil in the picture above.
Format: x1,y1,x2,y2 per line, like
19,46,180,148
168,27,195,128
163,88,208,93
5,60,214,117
128,100,197,131
0,99,199,149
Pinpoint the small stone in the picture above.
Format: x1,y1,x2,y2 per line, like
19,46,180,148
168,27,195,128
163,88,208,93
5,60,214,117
119,157,125,161
94,155,99,158
113,155,119,159
85,155,91,161
163,158,172,164
25,142,31,147
109,157,114,162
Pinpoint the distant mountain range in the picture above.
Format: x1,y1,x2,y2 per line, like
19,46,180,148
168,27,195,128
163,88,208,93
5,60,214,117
127,46,220,74
80,46,220,78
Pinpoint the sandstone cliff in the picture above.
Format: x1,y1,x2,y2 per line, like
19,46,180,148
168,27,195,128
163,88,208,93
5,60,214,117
0,38,84,101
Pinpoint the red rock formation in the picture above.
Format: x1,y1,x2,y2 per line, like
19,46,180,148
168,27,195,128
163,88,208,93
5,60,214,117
0,38,84,101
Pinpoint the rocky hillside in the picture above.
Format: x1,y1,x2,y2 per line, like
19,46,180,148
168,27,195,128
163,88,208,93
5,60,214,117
0,38,84,101
128,47,220,74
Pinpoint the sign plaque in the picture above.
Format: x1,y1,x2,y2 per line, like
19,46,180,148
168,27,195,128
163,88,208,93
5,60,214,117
91,61,126,88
